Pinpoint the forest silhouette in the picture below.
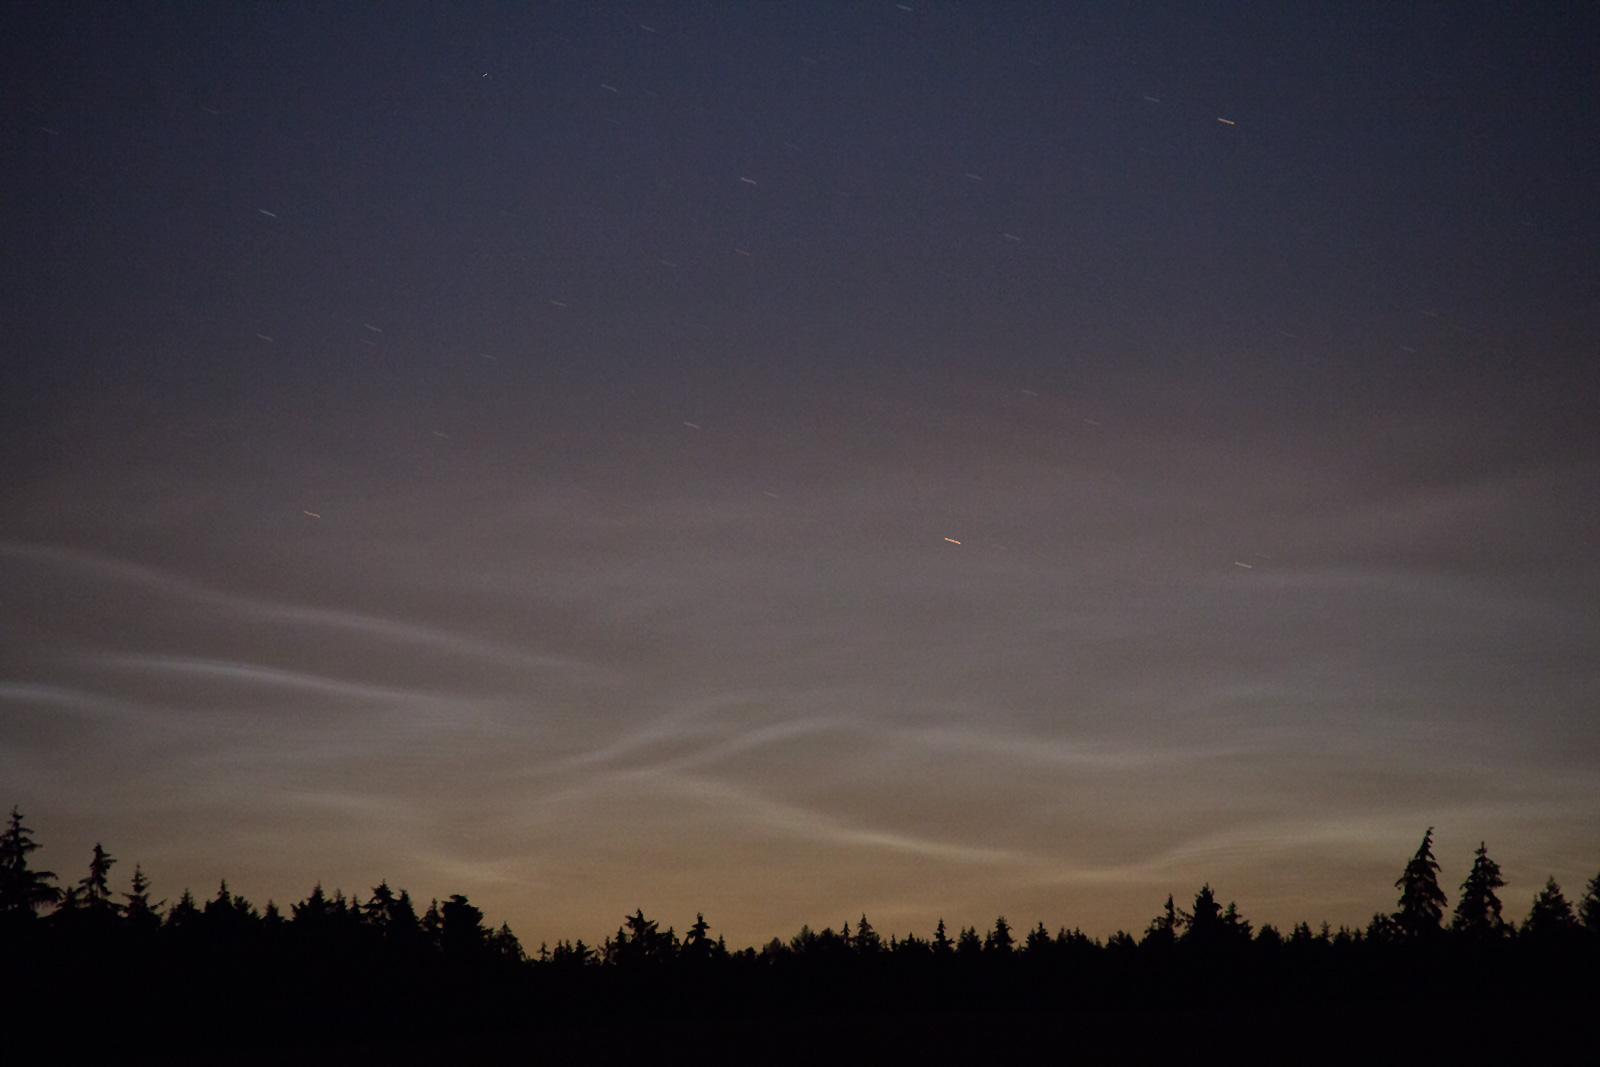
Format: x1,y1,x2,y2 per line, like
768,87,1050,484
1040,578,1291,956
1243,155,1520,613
4,811,1596,1063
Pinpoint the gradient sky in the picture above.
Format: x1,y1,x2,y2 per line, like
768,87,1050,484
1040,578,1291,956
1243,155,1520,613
4,2,1598,949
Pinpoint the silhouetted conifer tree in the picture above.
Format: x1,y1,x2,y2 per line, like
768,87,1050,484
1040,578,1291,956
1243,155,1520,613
611,908,675,964
77,843,117,913
932,918,952,954
1024,921,1053,956
206,879,233,915
391,890,420,934
1452,842,1509,937
1522,878,1578,939
362,881,399,930
440,894,488,957
1221,901,1252,942
1580,873,1600,935
421,898,444,946
0,807,60,917
1174,886,1252,951
855,914,883,955
681,912,715,963
984,916,1014,955
1180,885,1222,944
488,922,523,962
955,925,982,958
294,884,333,925
203,880,261,950
1365,911,1403,944
166,889,200,930
358,881,421,951
122,864,163,931
1140,894,1180,950
1394,827,1447,939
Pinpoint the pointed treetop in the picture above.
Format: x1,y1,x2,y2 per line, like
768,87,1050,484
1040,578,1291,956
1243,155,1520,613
1394,827,1448,939
1452,841,1508,936
1523,877,1577,938
0,807,62,915
1579,872,1600,934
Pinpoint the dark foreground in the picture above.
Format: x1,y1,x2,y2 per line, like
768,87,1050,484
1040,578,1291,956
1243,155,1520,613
12,927,1595,1064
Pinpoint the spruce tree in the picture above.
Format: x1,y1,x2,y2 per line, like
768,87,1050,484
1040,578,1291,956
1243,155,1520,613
78,843,118,914
0,807,61,917
855,914,883,955
1141,894,1181,950
1221,901,1253,942
1451,842,1508,937
1181,885,1224,945
488,922,524,962
166,889,200,931
421,897,443,946
361,881,398,930
682,912,714,962
983,915,1014,954
442,894,490,957
1522,877,1577,939
1394,827,1447,939
123,864,164,930
1580,872,1600,935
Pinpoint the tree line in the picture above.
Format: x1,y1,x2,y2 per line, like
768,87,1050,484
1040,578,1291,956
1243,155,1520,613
4,812,1597,1059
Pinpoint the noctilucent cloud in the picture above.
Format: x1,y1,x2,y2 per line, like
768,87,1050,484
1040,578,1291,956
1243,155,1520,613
3,2,1597,948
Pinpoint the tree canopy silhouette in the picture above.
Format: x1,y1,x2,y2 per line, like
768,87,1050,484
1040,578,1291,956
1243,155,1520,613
1581,872,1600,934
0,807,61,918
1522,877,1578,940
1452,842,1509,938
3,810,1596,1060
1394,826,1448,939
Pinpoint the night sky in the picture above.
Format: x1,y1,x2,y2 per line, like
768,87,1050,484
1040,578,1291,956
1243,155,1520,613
4,2,1598,949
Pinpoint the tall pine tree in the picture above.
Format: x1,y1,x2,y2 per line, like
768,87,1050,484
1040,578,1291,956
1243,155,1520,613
1579,872,1600,935
1141,894,1181,950
122,864,164,931
77,843,118,915
1451,842,1508,937
1394,827,1447,939
0,807,61,918
1522,877,1577,939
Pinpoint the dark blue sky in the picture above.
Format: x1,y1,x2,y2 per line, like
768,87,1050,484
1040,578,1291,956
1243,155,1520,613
4,2,1597,946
